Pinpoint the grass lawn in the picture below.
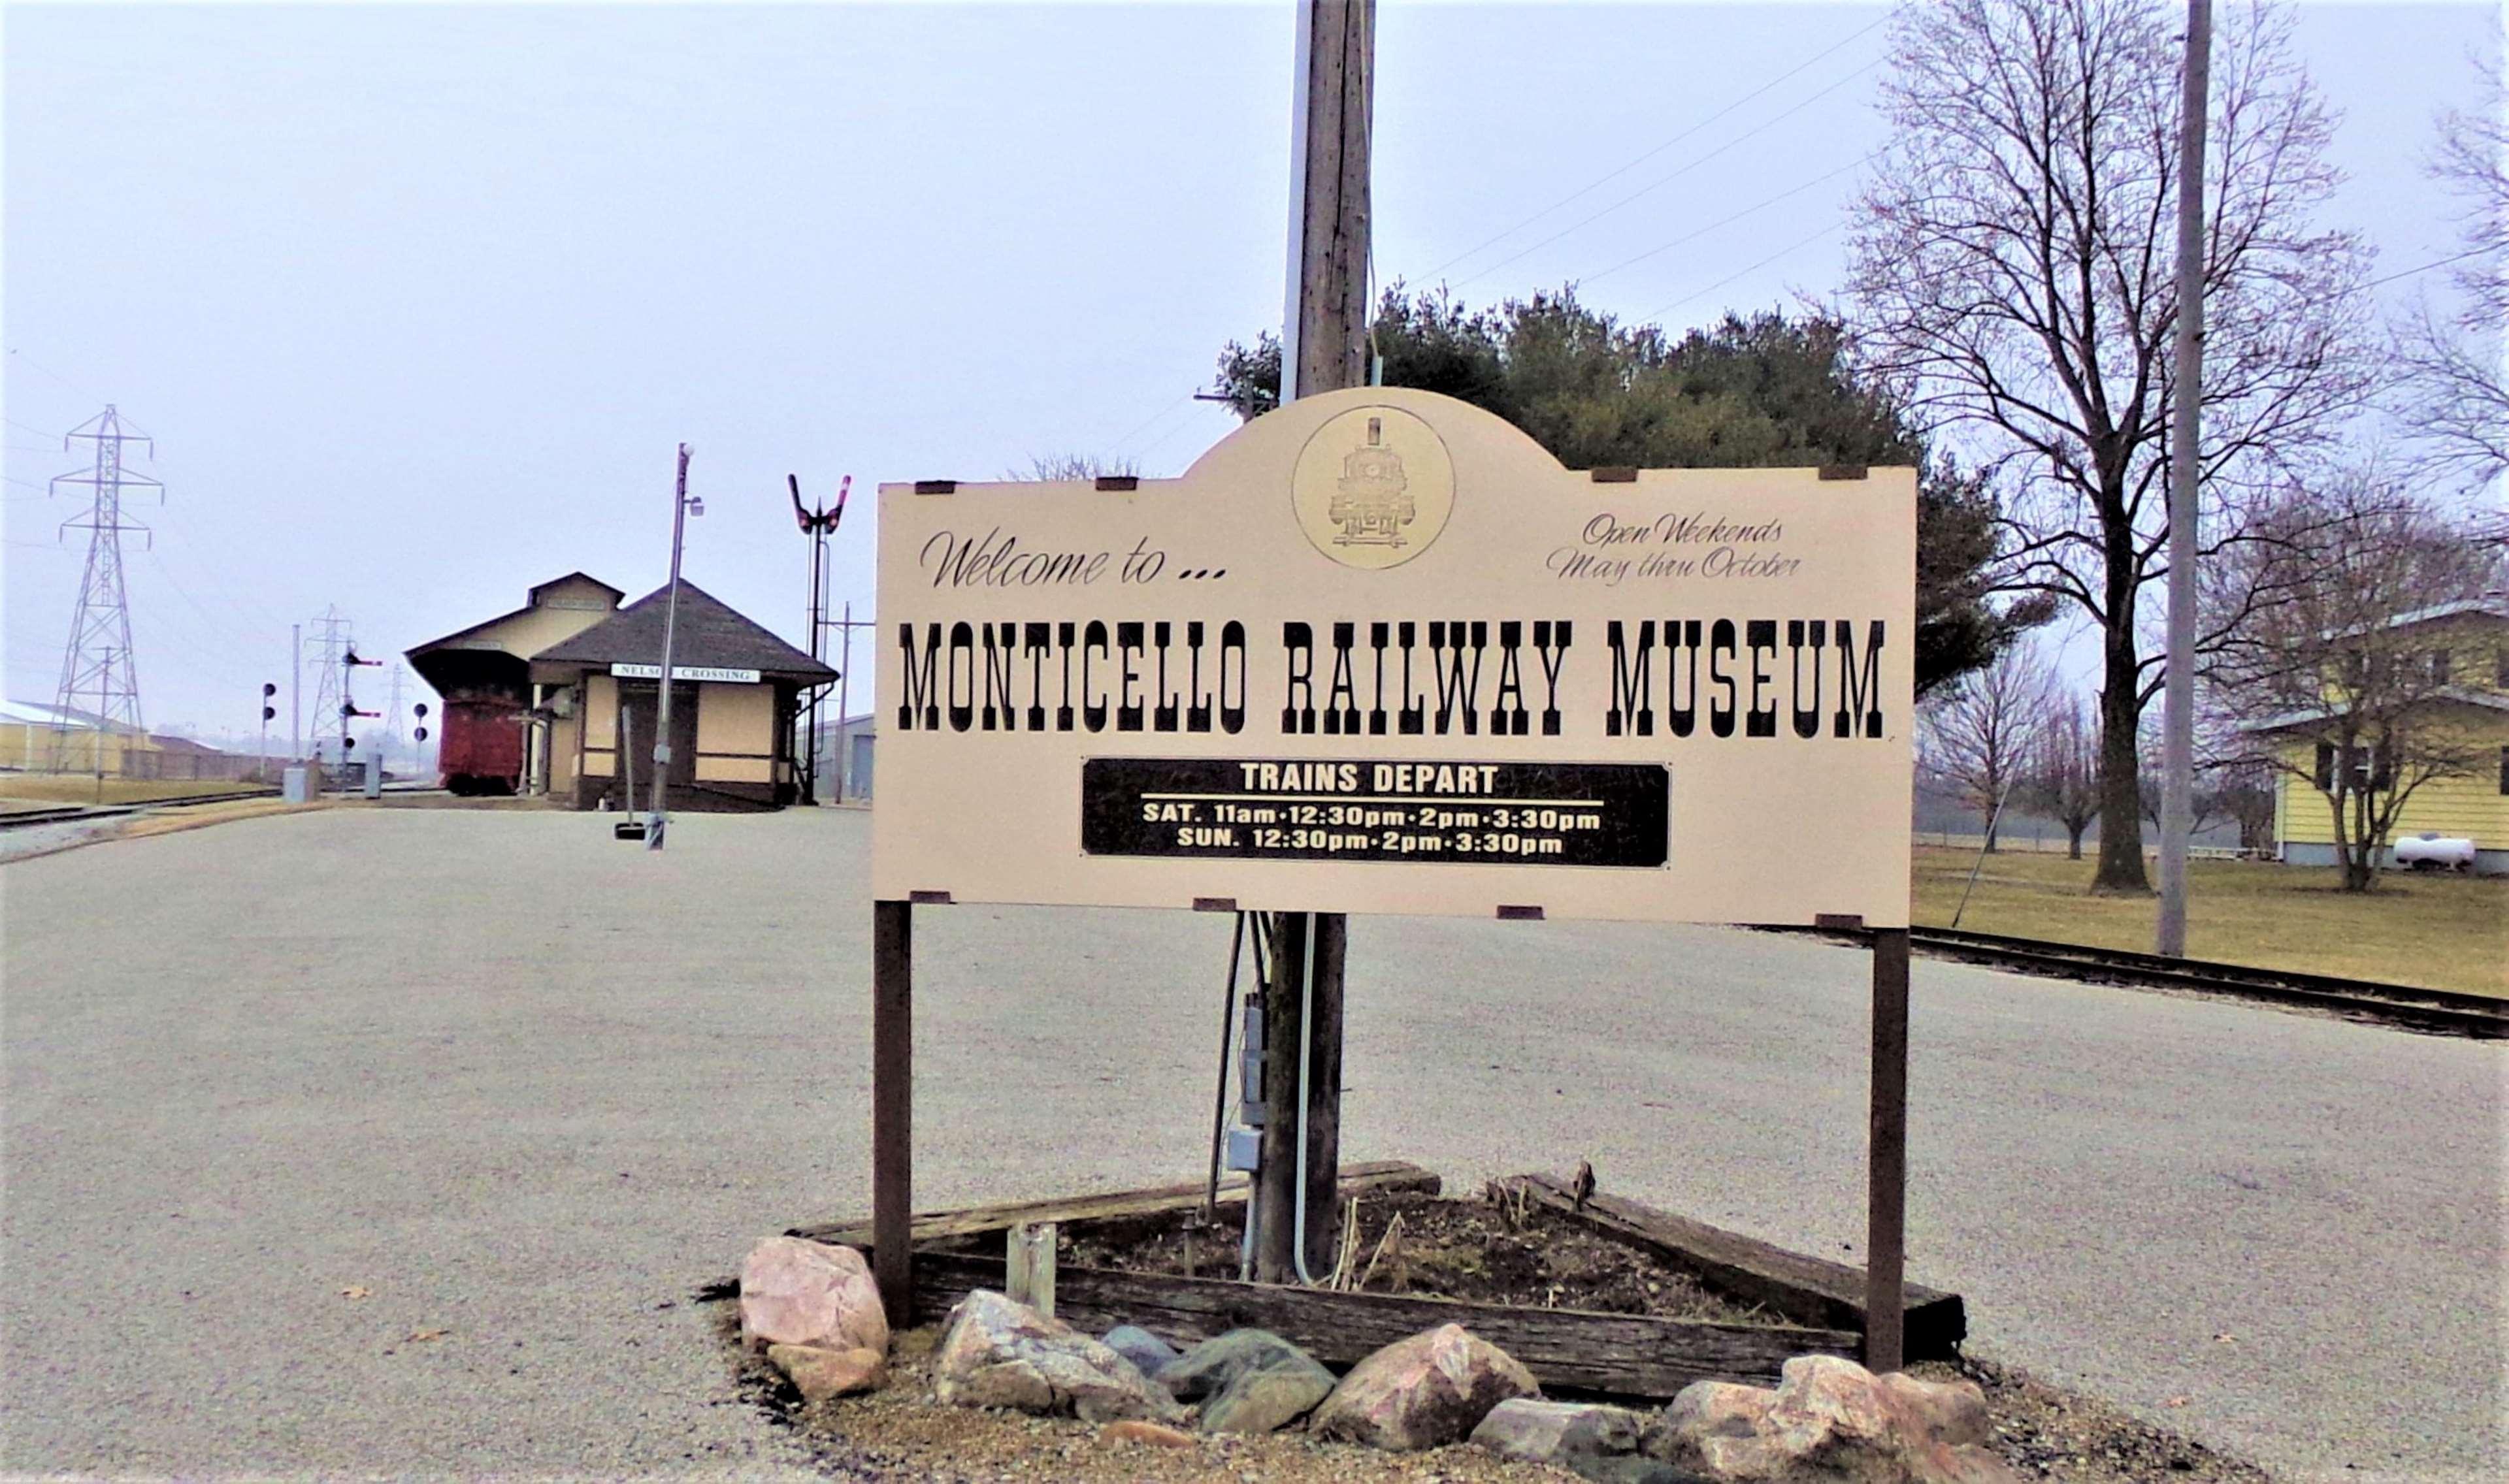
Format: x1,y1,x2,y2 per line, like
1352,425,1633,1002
1912,846,2508,997
0,775,271,806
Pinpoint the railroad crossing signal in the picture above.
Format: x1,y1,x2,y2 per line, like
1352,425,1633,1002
262,681,278,723
413,702,429,744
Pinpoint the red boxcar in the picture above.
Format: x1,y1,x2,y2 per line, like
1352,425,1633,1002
440,697,525,796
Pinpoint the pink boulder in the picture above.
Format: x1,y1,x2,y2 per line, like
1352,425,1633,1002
738,1237,888,1355
1308,1323,1539,1451
1647,1355,2019,1484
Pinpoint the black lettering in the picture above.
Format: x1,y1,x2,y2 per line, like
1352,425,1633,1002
1533,619,1571,737
981,622,1016,730
1324,622,1361,735
1153,622,1180,732
1023,622,1051,731
1745,619,1778,738
1666,619,1701,737
947,621,977,732
1492,621,1528,736
1282,621,1316,734
1709,619,1737,738
1833,620,1886,738
897,622,942,730
1430,621,1486,735
1788,619,1825,738
1116,621,1145,732
1219,621,1248,734
1607,620,1655,737
1083,619,1109,732
1396,621,1425,735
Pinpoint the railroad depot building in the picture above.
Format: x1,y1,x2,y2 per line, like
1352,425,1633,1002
407,573,834,809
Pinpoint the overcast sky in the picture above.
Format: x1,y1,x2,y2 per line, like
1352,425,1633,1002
5,1,2497,743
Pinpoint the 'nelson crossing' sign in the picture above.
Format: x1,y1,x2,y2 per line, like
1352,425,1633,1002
873,387,1914,928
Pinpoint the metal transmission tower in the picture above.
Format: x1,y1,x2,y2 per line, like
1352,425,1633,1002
304,609,353,764
384,663,408,771
45,406,163,771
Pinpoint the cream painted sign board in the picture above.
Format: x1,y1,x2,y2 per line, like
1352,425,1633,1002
873,387,1914,926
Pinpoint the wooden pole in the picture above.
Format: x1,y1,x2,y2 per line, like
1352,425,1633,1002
1865,928,1910,1373
2157,0,2212,956
1302,910,1347,1276
1264,0,1372,1289
872,899,913,1324
1256,912,1309,1283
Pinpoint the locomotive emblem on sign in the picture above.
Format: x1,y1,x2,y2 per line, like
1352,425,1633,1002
1330,417,1415,549
1292,404,1454,570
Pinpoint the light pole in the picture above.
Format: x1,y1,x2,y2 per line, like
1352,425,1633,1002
648,443,700,850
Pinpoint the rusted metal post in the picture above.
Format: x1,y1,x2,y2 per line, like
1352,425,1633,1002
1866,928,1910,1373
872,899,913,1324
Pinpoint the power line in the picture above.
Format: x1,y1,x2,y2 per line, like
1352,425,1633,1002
1579,153,1877,288
1635,221,1843,327
1424,12,1890,283
2365,245,2489,289
5,347,107,406
1448,59,1883,294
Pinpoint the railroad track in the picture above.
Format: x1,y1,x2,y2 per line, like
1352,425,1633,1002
1804,924,2503,1040
0,787,282,833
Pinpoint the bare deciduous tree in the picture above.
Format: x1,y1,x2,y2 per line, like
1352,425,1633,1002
1846,0,2372,894
2393,76,2509,487
1011,453,1141,482
2208,476,2504,890
2019,688,2103,859
1920,640,2054,852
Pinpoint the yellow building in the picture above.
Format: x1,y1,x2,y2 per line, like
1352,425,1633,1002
529,582,835,810
2247,598,2509,875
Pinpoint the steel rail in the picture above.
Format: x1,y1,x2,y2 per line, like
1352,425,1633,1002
1776,924,2504,1040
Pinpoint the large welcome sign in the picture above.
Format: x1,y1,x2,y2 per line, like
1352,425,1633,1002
873,387,1914,926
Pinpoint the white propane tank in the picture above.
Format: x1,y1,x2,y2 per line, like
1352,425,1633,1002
2393,834,2478,871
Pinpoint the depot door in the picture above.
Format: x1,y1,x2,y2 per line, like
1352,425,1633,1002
619,681,698,793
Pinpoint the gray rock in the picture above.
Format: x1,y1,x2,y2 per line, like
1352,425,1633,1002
930,1289,1185,1425
1568,1457,1718,1484
1156,1328,1318,1401
1155,1327,1338,1434
1101,1325,1180,1379
1199,1353,1337,1434
1471,1397,1645,1465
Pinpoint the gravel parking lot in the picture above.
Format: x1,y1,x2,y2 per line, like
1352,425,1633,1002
2,807,2499,1480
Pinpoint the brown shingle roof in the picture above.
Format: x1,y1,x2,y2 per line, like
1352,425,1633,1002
529,581,835,683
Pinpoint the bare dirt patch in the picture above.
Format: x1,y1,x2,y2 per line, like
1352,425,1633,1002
1047,1187,1771,1325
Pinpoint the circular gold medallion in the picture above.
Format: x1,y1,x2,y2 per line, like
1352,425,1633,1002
1290,405,1455,570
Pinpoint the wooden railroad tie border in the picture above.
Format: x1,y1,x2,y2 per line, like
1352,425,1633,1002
1490,1173,1965,1361
894,1248,1856,1398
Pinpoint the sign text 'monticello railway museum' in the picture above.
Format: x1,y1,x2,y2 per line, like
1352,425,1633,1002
873,387,1916,926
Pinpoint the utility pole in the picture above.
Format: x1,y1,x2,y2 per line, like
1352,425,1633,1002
1257,0,1370,1285
823,603,878,801
291,622,302,762
648,444,699,851
2158,0,2211,957
45,406,162,774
